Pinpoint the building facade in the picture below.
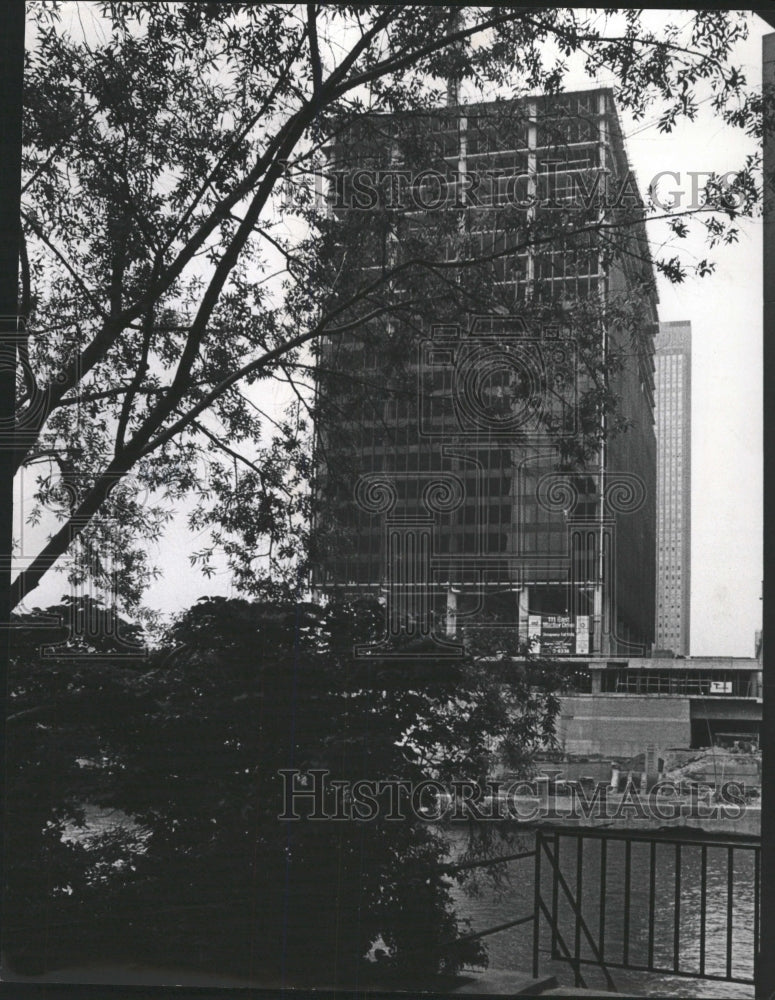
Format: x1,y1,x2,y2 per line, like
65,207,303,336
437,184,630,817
654,321,692,655
555,654,761,755
314,88,658,657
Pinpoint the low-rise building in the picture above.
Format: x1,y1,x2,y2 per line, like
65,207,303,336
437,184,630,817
502,654,762,757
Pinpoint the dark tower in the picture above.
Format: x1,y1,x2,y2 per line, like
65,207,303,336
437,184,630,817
314,88,658,657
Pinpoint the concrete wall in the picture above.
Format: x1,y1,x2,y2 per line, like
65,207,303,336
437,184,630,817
690,698,762,722
556,694,691,757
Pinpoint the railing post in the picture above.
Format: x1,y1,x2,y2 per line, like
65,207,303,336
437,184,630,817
539,829,614,991
623,838,631,967
532,829,541,979
574,835,583,986
700,843,707,979
727,846,734,981
755,845,761,968
599,836,607,963
673,843,681,973
648,840,656,969
551,832,560,960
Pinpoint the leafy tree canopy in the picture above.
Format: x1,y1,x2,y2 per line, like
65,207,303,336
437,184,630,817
16,4,762,611
5,594,570,982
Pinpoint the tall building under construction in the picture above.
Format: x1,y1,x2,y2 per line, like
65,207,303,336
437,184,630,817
313,88,658,657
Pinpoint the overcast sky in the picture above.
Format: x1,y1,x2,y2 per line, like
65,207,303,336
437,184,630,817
20,9,765,657
624,14,765,657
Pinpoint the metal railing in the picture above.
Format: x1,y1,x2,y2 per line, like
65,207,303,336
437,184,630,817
443,825,760,993
533,827,759,989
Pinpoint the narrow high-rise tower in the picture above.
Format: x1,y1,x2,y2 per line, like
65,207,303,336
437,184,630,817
654,320,692,655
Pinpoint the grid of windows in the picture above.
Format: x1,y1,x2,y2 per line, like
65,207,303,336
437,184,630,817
603,668,754,697
314,90,658,652
654,322,691,654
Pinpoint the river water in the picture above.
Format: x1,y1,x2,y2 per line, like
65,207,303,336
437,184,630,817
448,827,756,998
66,807,756,996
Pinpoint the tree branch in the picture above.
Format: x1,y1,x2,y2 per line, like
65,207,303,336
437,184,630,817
189,417,294,500
307,3,323,99
161,23,310,259
17,229,36,402
114,302,154,455
16,63,321,470
328,9,526,99
21,212,107,321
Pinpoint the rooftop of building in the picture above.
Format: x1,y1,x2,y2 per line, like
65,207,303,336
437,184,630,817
655,319,692,352
591,656,759,670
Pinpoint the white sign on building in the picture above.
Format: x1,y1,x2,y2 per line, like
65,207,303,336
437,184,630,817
576,615,590,655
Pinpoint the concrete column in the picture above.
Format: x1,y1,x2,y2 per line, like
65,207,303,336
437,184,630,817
644,744,660,792
592,582,603,655
518,585,530,644
600,584,613,657
446,585,458,638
